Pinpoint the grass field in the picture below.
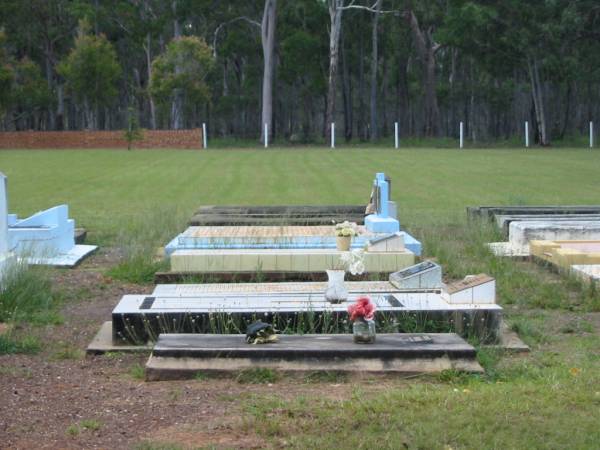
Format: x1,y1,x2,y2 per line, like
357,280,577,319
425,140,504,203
1,146,600,448
2,147,600,244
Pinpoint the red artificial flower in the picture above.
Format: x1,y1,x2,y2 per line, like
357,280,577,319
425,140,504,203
347,296,376,321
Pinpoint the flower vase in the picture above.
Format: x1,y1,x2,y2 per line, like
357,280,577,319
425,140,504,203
325,269,348,303
336,236,352,251
352,319,376,344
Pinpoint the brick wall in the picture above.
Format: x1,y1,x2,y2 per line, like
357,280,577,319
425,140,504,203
0,129,203,149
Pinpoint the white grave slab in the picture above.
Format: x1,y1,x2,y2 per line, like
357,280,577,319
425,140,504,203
489,220,600,256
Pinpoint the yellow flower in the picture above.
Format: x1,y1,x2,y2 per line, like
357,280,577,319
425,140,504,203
569,367,581,376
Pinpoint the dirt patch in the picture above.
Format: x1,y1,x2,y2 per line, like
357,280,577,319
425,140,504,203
0,250,397,449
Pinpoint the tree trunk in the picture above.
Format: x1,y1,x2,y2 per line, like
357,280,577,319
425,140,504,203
260,0,277,144
527,55,549,146
341,28,353,141
144,33,157,130
406,9,440,137
170,1,184,130
325,0,344,139
369,0,382,141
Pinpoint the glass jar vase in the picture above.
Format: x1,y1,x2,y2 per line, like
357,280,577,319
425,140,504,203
352,319,376,344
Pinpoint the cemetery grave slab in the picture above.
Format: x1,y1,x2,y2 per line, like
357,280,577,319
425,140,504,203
111,281,502,345
571,264,600,284
530,240,600,269
166,225,422,255
467,205,600,221
488,221,600,257
494,214,600,236
190,204,366,226
168,248,416,273
145,333,483,380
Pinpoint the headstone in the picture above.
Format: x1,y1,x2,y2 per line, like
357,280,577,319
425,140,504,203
364,173,400,233
389,261,442,289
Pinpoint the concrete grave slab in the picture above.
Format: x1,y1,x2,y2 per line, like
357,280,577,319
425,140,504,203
190,204,366,226
111,281,502,345
7,202,97,267
145,333,483,380
169,248,416,273
165,225,422,256
571,264,600,284
495,214,600,236
489,220,600,257
468,205,600,221
530,240,600,269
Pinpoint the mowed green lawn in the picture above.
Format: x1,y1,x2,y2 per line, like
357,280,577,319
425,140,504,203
1,147,599,242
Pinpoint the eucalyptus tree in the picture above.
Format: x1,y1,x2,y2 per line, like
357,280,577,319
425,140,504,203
57,21,121,129
149,36,214,129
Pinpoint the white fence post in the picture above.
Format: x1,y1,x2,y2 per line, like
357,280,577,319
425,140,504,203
202,123,207,149
394,122,399,149
590,121,594,149
459,122,464,149
264,123,268,148
331,123,335,149
525,121,529,148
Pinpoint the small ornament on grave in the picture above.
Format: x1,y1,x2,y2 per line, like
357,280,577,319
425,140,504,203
245,321,278,344
348,296,376,344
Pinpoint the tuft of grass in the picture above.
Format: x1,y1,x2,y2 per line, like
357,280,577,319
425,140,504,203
129,363,146,380
509,316,549,346
67,419,102,437
194,371,209,381
236,368,280,384
80,419,102,431
107,256,167,284
0,334,41,355
0,262,59,324
52,342,85,360
106,206,186,284
304,371,348,384
66,424,79,437
134,442,186,450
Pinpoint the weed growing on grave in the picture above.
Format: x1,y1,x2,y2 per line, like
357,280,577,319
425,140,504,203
236,368,280,384
304,371,348,384
194,371,209,381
